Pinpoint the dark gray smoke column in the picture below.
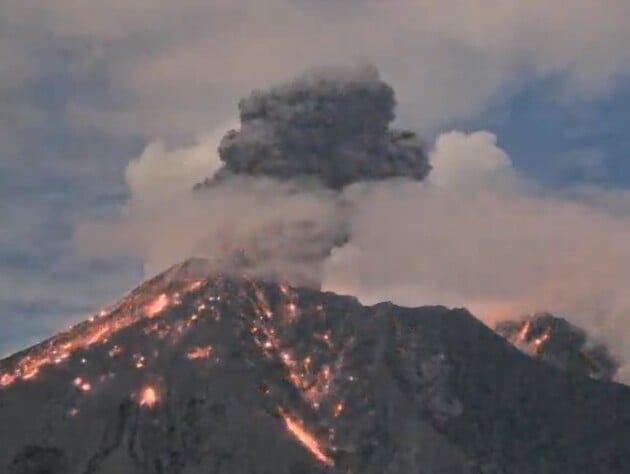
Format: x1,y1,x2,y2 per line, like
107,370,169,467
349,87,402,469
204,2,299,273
213,65,430,189
190,66,431,287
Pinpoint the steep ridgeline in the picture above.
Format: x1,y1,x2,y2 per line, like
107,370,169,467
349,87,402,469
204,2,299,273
1,259,629,473
496,312,619,381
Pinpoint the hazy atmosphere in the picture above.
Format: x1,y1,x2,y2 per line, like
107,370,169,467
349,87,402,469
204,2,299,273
3,0,630,371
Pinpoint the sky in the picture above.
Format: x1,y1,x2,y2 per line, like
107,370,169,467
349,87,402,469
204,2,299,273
1,0,630,356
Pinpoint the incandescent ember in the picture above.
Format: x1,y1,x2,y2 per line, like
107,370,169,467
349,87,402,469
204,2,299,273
278,407,334,466
138,385,159,408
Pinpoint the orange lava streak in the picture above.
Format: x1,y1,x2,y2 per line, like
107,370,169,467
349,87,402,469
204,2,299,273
513,319,532,345
143,294,170,317
278,407,333,466
0,277,201,389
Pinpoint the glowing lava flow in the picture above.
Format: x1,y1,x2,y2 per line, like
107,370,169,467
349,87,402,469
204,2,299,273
0,276,202,389
243,282,350,466
506,318,552,354
515,320,532,345
247,282,341,408
278,408,334,466
143,294,170,317
251,282,349,404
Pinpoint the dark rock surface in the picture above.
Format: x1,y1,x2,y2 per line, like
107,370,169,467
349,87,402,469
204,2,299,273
8,446,68,474
1,260,629,473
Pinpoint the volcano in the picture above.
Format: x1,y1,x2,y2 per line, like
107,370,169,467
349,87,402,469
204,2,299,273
1,259,630,474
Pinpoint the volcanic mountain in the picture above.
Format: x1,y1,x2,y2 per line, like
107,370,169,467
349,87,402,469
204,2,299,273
1,259,629,474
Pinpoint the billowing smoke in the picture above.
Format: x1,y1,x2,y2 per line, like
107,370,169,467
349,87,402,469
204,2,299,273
496,313,619,381
77,175,346,286
162,65,428,285
203,65,430,190
125,131,227,206
77,67,630,382
76,103,349,286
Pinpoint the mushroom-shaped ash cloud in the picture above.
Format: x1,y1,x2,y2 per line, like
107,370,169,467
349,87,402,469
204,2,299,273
202,65,430,189
187,66,432,287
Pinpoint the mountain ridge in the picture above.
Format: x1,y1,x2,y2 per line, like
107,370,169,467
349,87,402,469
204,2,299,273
1,261,629,473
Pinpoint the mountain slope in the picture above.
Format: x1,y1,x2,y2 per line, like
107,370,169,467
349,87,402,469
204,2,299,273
1,260,629,473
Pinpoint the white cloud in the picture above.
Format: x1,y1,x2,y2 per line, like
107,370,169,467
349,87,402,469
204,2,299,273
428,130,514,189
124,124,231,206
77,131,345,280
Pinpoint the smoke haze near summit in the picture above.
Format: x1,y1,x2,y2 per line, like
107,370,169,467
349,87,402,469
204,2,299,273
78,66,429,283
76,67,630,381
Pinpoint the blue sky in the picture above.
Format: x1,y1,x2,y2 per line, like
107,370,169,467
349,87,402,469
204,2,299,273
2,0,630,355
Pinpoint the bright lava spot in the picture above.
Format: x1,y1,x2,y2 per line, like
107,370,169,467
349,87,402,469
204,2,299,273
0,373,16,387
138,385,159,408
186,345,213,360
144,294,170,317
108,345,123,357
72,377,92,392
133,354,146,369
278,407,333,466
22,368,39,380
54,352,69,364
533,329,552,352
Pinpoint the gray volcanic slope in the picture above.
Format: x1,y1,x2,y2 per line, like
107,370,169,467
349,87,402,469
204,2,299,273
1,260,629,473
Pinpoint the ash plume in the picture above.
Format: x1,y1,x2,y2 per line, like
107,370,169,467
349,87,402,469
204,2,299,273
199,65,430,190
77,176,346,288
77,68,630,382
159,65,429,285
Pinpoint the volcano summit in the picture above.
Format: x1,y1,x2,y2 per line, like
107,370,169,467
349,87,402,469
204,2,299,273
4,67,629,474
1,259,630,473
